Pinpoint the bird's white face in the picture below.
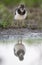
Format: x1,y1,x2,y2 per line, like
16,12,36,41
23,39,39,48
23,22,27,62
18,4,25,13
20,8,25,12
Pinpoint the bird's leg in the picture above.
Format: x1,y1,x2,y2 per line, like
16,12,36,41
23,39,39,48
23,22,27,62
17,20,19,28
20,20,22,28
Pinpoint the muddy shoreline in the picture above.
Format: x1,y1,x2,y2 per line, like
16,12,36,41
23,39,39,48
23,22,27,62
0,28,42,40
0,28,42,35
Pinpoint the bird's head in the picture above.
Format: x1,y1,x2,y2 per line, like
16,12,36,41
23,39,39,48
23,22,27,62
18,4,25,12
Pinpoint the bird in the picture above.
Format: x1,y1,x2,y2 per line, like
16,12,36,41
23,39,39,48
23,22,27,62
14,4,27,20
14,43,25,61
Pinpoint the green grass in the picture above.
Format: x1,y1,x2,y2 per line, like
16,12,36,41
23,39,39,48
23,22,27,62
24,38,42,44
0,4,13,28
0,0,20,7
0,0,42,7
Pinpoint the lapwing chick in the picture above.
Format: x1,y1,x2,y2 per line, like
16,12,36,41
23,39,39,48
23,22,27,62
14,4,27,20
14,43,25,61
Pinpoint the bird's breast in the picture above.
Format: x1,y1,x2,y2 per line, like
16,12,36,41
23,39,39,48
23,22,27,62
14,11,27,20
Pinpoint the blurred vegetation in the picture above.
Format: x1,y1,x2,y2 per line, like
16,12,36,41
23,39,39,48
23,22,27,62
0,0,42,7
0,0,20,7
0,4,14,28
0,0,42,29
24,38,42,44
